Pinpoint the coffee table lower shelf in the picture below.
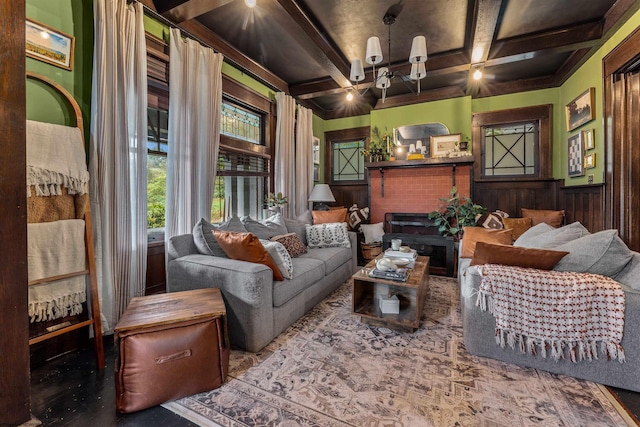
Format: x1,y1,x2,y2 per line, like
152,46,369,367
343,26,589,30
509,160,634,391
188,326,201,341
352,256,430,331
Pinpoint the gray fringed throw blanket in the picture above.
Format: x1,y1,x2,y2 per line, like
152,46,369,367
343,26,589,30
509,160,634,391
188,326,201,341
477,264,625,363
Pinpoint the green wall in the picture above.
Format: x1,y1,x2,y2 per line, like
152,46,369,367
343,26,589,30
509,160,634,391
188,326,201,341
26,0,93,143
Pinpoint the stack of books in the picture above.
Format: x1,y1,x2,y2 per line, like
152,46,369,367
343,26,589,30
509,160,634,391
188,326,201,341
368,268,409,282
383,248,417,260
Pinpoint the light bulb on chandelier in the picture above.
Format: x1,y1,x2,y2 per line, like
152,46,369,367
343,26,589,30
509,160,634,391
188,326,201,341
347,11,427,103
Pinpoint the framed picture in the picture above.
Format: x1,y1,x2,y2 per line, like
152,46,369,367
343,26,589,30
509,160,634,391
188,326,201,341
568,133,584,177
582,128,595,150
565,88,595,131
430,133,461,158
25,19,75,70
312,136,320,164
585,153,596,169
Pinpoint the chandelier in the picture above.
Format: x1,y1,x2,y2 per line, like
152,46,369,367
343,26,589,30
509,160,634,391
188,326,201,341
348,10,427,103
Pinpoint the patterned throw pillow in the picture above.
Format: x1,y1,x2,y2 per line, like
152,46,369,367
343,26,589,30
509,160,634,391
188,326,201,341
305,222,351,249
260,239,294,279
475,211,506,229
271,232,307,257
347,204,370,231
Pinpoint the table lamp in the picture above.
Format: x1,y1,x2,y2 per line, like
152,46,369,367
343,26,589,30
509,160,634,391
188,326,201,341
308,184,335,211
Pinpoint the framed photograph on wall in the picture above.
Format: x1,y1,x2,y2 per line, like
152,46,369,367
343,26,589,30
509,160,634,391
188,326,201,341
430,133,461,158
26,19,75,70
568,133,584,177
582,128,595,150
565,88,595,131
585,153,596,169
312,136,320,164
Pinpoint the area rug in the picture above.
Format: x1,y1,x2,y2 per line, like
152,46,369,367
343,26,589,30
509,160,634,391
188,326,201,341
163,276,629,426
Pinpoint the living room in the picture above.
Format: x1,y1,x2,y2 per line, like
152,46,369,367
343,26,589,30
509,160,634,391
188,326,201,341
4,0,640,425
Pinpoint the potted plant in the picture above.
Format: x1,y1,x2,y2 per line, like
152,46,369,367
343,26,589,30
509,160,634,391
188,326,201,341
428,186,486,240
362,126,390,162
265,192,288,214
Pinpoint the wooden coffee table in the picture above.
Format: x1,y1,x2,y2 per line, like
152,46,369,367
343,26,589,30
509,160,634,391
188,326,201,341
352,255,429,330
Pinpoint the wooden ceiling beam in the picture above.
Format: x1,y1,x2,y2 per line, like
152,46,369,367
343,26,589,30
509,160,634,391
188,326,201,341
374,85,466,110
466,0,504,97
155,0,235,23
476,75,557,98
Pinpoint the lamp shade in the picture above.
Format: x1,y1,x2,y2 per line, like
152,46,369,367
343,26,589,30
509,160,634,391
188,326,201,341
410,62,426,80
365,36,383,65
308,184,336,203
350,59,365,82
409,35,427,64
376,67,391,89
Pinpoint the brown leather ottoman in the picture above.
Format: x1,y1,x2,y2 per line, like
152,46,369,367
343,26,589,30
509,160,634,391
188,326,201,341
114,288,229,413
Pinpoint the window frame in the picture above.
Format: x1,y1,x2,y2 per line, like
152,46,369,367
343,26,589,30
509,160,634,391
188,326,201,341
324,126,370,186
472,104,553,181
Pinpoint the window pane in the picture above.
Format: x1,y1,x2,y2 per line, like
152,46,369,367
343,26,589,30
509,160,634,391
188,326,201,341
147,107,168,153
332,140,365,182
147,153,167,231
483,123,537,176
221,101,262,145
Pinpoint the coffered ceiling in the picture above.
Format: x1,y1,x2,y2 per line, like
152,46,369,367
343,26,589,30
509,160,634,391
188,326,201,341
146,0,640,119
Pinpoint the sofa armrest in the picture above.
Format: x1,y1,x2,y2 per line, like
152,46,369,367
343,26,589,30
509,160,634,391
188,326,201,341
167,254,275,352
349,231,358,272
167,234,199,262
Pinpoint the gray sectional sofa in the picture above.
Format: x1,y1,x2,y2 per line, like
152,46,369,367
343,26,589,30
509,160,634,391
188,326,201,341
166,215,358,352
458,222,640,392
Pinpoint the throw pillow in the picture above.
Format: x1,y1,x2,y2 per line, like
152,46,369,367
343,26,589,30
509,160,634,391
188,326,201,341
305,222,351,249
192,216,247,257
521,208,565,227
512,222,554,246
271,232,307,257
475,211,505,229
514,221,590,249
470,242,569,270
359,222,385,244
502,217,533,241
347,204,370,231
212,230,284,281
296,209,313,225
553,229,634,277
312,208,347,224
460,227,513,258
241,213,288,240
284,217,309,246
260,239,294,279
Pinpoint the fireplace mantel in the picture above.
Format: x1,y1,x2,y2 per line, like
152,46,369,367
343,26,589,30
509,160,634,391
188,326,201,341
364,155,474,170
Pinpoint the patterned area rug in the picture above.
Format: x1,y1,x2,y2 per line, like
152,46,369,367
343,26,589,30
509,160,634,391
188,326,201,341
163,276,628,426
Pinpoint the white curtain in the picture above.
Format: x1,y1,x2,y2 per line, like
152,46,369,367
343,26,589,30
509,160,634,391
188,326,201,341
89,0,148,331
165,28,223,239
274,92,296,217
295,105,314,216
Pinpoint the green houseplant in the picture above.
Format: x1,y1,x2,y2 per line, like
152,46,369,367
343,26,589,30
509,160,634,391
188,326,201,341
362,126,390,162
428,186,486,240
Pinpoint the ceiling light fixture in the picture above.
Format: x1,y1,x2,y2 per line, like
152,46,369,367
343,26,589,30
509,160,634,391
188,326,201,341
244,0,257,8
349,10,427,103
472,64,483,81
345,91,354,102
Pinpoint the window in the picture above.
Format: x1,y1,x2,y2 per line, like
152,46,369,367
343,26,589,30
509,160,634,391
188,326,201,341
472,105,552,180
221,101,262,144
147,107,168,236
331,139,366,182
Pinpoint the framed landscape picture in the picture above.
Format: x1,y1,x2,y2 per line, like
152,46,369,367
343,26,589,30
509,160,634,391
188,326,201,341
430,133,461,158
565,88,595,131
26,19,75,70
568,133,584,177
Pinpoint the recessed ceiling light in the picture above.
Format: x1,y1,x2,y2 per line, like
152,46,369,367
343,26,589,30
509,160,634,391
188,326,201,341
346,92,354,102
473,68,483,80
244,0,257,8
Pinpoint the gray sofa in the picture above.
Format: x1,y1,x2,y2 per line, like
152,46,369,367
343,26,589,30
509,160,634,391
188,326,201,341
167,227,357,352
458,223,640,392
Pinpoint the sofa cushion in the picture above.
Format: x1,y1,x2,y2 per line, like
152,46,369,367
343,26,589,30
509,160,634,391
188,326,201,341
284,217,309,246
521,208,565,227
312,208,347,224
470,242,569,270
260,239,294,279
213,230,284,281
502,217,532,241
306,222,351,249
460,227,513,258
360,222,385,244
272,257,325,307
192,216,246,257
296,209,313,225
271,232,307,257
553,229,634,277
515,222,590,249
347,204,370,231
302,245,352,275
241,213,288,240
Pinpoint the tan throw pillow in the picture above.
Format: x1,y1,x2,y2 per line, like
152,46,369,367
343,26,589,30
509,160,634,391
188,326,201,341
460,227,513,258
502,217,533,241
271,232,307,258
312,208,347,224
521,208,565,228
213,230,284,281
470,242,569,270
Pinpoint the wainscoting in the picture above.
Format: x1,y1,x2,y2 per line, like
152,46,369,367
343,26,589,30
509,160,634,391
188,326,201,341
473,179,563,218
560,184,605,233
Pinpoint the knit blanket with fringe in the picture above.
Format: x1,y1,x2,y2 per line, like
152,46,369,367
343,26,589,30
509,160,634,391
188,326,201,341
476,264,625,363
26,120,89,198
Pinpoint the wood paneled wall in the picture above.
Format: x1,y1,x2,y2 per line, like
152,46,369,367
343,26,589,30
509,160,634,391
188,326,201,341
560,184,605,232
473,179,563,218
331,184,368,210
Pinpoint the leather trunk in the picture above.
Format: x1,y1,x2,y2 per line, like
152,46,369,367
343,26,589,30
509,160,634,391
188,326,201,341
115,316,229,413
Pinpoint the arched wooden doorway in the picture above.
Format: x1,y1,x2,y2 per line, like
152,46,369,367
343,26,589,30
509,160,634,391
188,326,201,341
604,26,640,251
